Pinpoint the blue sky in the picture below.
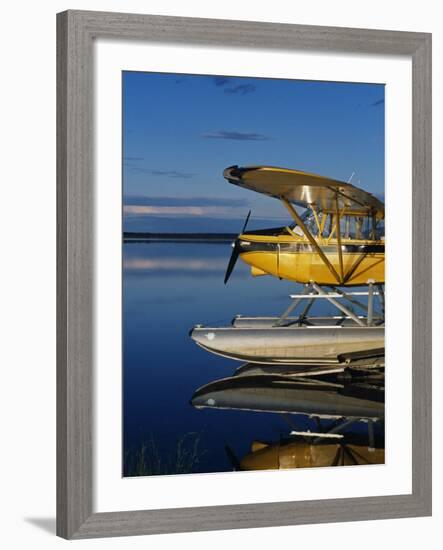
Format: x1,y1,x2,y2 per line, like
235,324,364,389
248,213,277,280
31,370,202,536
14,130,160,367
123,71,384,233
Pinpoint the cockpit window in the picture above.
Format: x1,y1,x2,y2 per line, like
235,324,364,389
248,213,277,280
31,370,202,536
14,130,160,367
289,210,385,241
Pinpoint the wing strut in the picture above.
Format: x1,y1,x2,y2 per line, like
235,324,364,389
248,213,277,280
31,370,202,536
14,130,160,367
281,198,341,285
334,192,345,283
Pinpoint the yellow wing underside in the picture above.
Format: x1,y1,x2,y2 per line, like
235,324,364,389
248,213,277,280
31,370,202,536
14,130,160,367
224,165,384,218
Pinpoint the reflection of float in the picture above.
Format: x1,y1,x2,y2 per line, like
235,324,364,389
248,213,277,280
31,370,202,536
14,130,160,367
191,370,384,420
190,365,385,466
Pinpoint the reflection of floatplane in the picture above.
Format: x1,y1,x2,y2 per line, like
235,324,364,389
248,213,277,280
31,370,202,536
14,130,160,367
227,433,385,470
223,165,384,286
190,165,385,365
191,370,384,419
191,367,385,464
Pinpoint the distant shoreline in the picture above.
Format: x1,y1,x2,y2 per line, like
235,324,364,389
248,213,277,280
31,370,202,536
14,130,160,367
123,232,237,243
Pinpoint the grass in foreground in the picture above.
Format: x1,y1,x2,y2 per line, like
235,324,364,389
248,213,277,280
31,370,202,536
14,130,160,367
124,432,205,477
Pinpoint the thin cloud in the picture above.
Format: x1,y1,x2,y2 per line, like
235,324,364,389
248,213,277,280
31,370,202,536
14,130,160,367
371,98,385,107
224,84,256,95
123,196,251,218
150,169,195,178
213,76,229,87
124,205,240,217
202,130,269,141
124,196,248,208
212,76,256,95
124,165,196,179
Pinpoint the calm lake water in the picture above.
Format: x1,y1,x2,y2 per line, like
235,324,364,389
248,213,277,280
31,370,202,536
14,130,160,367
123,241,381,476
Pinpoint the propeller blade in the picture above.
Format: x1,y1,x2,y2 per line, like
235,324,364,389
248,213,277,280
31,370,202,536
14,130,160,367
224,241,240,284
224,210,252,285
224,445,242,471
242,210,251,234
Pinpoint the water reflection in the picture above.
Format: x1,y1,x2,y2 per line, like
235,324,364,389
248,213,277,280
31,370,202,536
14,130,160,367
228,434,385,470
123,242,385,477
124,258,227,272
191,370,384,419
191,365,385,471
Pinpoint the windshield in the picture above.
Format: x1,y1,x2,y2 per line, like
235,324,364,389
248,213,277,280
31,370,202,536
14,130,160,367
289,210,385,240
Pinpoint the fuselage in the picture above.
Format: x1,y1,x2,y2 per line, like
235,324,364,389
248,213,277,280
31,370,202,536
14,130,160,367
237,228,384,285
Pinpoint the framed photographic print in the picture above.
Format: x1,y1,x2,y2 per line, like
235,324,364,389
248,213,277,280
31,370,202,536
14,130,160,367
57,10,432,539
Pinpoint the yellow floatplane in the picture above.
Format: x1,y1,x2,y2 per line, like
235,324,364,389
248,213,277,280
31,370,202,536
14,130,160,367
190,165,385,365
190,167,385,449
223,165,384,286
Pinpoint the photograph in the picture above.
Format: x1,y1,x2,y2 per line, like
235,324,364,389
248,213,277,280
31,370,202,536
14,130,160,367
0,1,435,545
122,71,385,476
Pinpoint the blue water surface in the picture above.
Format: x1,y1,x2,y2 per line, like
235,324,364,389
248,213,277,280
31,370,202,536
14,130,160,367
123,241,364,475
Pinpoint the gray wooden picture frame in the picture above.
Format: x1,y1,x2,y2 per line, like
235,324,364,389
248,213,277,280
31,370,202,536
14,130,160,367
57,9,432,539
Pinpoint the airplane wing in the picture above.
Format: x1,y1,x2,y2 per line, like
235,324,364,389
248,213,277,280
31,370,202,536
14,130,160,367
224,165,384,218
